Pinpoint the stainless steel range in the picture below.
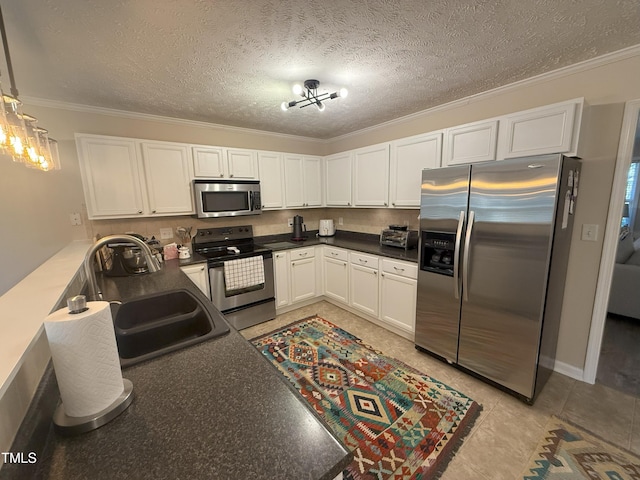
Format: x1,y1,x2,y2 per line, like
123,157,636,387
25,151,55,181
192,225,275,330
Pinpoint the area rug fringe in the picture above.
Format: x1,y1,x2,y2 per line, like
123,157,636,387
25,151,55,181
251,315,482,479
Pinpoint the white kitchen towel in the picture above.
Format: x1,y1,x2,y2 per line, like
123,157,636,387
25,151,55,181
44,301,125,418
223,256,265,291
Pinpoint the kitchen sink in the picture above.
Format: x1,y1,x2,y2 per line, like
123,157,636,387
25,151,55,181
111,289,228,367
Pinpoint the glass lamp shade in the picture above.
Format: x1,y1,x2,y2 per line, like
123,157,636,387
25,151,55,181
19,113,42,168
35,127,53,170
1,94,28,162
48,137,61,170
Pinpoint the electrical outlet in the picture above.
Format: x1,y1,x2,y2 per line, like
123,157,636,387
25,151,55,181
338,217,344,225
581,224,599,242
69,213,82,226
160,227,174,240
288,218,293,227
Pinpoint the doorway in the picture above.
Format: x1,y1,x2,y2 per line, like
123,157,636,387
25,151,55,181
584,99,640,384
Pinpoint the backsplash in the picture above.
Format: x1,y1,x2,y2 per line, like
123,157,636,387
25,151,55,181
87,208,419,244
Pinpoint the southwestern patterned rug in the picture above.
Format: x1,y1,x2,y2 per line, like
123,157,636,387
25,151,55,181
522,416,640,479
251,315,481,479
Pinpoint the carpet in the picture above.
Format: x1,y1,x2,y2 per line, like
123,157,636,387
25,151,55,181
522,416,640,479
251,315,481,479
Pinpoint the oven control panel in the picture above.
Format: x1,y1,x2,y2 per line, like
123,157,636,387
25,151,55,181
193,225,254,245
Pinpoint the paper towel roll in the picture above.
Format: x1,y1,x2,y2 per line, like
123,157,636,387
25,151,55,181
44,301,124,418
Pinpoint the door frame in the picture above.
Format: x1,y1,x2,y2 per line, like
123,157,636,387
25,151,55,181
583,98,640,383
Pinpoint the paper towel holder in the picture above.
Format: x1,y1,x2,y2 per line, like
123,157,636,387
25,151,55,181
52,295,134,435
53,378,134,435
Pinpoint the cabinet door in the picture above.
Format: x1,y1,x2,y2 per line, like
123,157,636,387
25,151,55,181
443,120,498,166
192,147,225,178
257,152,284,209
290,257,316,303
76,135,146,219
283,155,305,208
353,144,390,207
349,264,379,317
141,142,193,215
380,272,416,333
180,264,210,299
324,152,352,206
303,156,323,207
501,100,579,159
390,132,442,208
226,149,257,179
274,251,290,307
323,257,349,304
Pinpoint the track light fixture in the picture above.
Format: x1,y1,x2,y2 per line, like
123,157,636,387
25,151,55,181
281,79,347,112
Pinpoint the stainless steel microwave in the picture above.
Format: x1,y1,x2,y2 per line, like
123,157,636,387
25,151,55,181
193,180,262,218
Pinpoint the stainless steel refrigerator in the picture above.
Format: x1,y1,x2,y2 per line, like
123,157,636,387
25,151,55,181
415,154,580,403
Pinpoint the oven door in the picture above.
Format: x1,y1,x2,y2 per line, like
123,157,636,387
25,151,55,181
208,254,274,312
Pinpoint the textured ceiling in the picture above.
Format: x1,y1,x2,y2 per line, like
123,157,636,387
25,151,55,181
1,0,639,139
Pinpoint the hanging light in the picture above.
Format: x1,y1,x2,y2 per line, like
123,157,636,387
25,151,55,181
0,4,59,171
281,79,348,112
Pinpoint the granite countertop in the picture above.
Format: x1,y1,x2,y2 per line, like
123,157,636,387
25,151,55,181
256,230,419,263
2,261,351,480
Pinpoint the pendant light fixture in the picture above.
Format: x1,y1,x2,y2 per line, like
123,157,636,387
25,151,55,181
281,79,348,112
0,4,59,171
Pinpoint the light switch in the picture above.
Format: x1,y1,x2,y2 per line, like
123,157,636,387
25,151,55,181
581,224,598,242
160,227,174,240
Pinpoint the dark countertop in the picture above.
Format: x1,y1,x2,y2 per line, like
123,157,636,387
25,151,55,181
255,230,419,263
3,261,351,480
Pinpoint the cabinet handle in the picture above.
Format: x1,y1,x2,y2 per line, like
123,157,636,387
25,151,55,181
392,202,395,206
393,267,405,272
220,174,224,178
381,273,385,277
200,267,204,271
152,210,156,213
331,252,338,256
138,210,143,214
300,252,308,257
230,174,234,178
384,203,387,206
359,259,368,264
347,202,351,206
374,271,377,275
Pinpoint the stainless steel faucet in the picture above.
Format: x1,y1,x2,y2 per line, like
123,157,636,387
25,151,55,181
83,235,161,300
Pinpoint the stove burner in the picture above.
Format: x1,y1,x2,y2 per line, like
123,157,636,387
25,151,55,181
192,225,271,263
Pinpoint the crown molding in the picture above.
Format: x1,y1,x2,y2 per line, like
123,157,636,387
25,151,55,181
20,44,640,146
328,44,640,144
19,96,324,145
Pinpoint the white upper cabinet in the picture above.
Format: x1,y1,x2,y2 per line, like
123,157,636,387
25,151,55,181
302,155,323,207
325,152,353,207
226,148,258,179
192,146,257,179
141,142,193,215
353,143,390,207
499,98,584,159
390,132,442,208
77,135,147,219
192,146,225,178
257,151,284,209
443,119,499,166
283,155,322,208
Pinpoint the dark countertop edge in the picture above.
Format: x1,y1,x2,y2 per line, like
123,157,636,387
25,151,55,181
255,230,419,263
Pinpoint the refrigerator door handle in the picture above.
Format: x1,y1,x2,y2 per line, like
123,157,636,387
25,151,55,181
463,210,475,302
453,210,465,299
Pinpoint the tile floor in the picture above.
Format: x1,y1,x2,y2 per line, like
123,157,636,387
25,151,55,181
241,301,640,480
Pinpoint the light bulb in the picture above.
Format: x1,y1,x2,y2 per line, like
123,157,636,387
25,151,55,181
316,101,325,112
280,101,289,112
292,84,303,96
339,88,348,98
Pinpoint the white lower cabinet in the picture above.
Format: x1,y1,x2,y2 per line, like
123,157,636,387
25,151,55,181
273,251,290,308
323,248,349,303
291,256,317,303
349,252,380,317
180,264,210,299
380,259,418,334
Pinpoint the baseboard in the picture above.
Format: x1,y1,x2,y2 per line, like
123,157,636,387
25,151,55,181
275,297,324,315
552,359,585,382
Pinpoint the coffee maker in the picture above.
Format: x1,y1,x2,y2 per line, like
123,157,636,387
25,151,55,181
292,215,307,241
